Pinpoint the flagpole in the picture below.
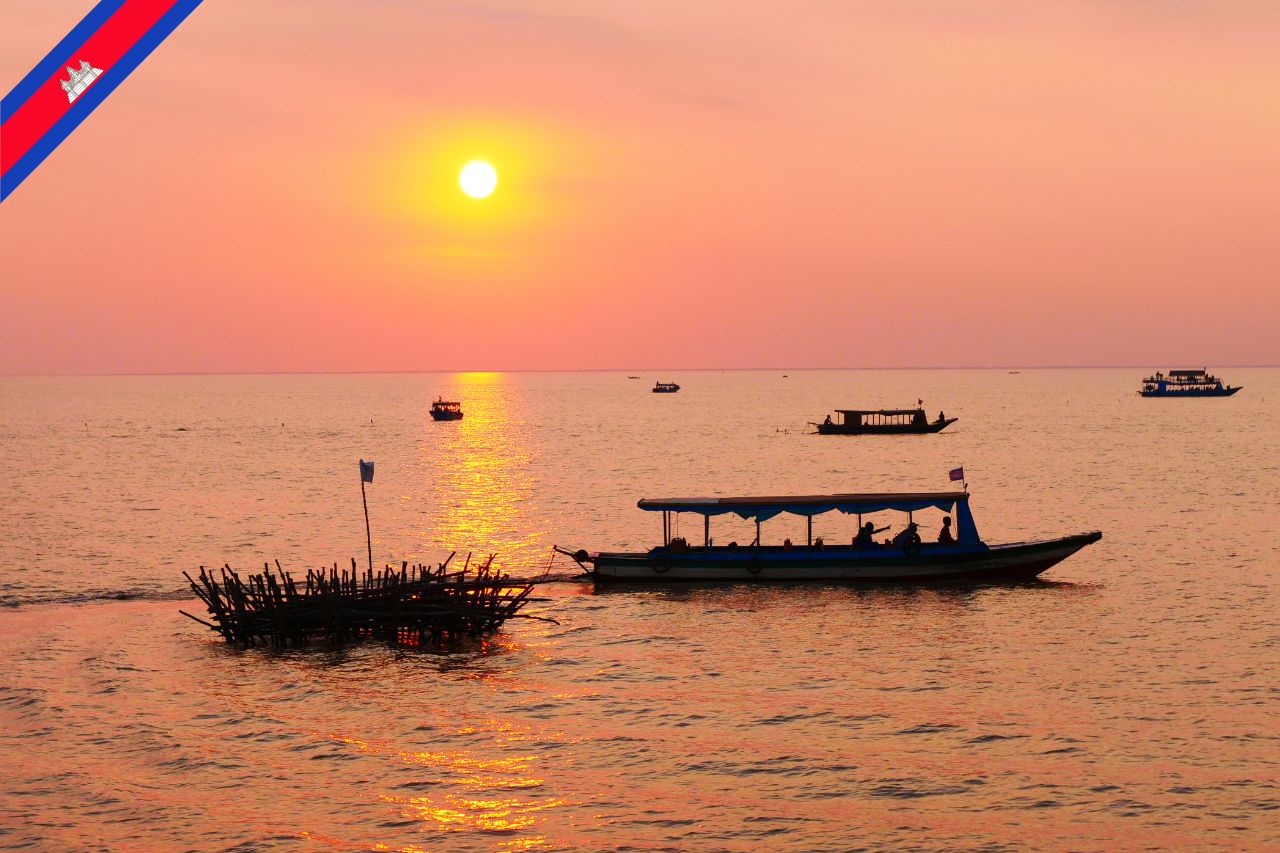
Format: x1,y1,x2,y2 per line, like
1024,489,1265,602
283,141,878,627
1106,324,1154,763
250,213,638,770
361,476,372,573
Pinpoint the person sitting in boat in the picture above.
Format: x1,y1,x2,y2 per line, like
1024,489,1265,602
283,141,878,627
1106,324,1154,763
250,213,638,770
813,537,824,550
891,522,921,549
823,415,832,426
783,538,793,551
854,521,889,549
937,410,946,423
937,516,955,545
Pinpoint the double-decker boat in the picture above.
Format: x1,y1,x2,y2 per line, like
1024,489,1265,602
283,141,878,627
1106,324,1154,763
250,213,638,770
557,491,1100,583
652,381,680,393
1139,369,1241,397
812,408,956,435
429,398,463,420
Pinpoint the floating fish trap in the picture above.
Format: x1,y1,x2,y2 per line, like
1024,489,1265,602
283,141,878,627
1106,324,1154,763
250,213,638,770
182,553,540,649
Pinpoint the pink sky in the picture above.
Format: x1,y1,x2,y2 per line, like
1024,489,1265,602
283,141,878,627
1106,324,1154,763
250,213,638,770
2,0,1278,374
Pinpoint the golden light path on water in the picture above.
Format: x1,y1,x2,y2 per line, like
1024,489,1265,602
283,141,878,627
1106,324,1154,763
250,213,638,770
414,372,546,573
0,370,1276,850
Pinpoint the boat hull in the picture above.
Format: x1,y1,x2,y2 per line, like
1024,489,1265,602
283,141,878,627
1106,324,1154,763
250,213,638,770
816,417,957,435
589,532,1100,583
429,410,463,420
1139,387,1240,397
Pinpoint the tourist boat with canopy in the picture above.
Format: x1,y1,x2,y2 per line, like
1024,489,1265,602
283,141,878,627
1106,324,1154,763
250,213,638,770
1139,369,1240,397
652,381,681,393
429,398,464,420
812,408,956,435
557,491,1099,582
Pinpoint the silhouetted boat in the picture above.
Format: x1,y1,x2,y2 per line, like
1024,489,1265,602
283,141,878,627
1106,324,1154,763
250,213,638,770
628,376,641,379
811,408,955,435
429,398,463,420
1140,369,1240,397
653,382,680,393
557,491,1100,582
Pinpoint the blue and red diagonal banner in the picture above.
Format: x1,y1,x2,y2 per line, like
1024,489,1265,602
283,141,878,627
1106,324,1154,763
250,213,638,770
1,0,204,202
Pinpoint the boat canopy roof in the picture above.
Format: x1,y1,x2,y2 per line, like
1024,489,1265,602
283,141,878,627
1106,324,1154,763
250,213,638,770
638,491,968,521
835,408,923,416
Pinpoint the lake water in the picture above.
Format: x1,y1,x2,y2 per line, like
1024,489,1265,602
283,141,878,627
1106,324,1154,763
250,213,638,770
0,369,1277,850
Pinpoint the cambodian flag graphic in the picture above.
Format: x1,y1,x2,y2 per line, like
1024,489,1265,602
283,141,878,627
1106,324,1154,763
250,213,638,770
1,0,204,202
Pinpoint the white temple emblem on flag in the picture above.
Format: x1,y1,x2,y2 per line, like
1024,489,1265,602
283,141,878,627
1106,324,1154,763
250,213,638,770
60,60,103,104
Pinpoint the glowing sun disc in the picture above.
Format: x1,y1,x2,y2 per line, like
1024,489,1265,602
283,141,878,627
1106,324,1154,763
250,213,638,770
459,160,498,198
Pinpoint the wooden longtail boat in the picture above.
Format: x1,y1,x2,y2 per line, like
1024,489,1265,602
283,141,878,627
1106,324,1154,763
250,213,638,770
812,408,956,435
558,491,1099,583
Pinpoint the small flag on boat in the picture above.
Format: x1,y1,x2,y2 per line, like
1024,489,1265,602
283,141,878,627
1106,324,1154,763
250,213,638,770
359,459,375,483
949,467,965,482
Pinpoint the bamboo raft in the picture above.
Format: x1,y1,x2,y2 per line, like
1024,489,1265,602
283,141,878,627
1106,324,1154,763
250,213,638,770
182,553,539,649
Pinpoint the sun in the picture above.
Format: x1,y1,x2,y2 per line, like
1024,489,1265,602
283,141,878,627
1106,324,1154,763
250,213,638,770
459,160,498,199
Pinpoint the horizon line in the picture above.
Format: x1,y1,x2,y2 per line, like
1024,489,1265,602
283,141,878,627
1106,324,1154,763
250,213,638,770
1,363,1276,379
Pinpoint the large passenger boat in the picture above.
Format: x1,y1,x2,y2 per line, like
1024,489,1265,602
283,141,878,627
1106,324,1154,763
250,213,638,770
558,491,1099,583
652,381,681,393
812,408,956,435
1140,369,1240,397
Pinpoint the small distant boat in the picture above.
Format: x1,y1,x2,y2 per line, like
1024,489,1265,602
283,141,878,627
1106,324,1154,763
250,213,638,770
556,490,1100,583
628,376,641,379
653,382,680,393
1140,369,1240,397
812,408,956,435
429,398,463,420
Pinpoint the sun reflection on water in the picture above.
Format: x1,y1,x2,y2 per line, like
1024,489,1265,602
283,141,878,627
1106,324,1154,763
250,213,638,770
382,792,569,835
419,373,546,572
320,726,577,848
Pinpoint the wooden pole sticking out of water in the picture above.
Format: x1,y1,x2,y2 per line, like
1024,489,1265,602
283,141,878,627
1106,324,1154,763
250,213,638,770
361,478,372,573
359,459,374,573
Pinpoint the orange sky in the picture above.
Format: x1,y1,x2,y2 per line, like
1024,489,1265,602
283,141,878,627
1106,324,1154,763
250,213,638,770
2,0,1278,374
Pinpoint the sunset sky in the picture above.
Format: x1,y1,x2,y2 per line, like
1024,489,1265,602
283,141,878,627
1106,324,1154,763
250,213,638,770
2,0,1278,374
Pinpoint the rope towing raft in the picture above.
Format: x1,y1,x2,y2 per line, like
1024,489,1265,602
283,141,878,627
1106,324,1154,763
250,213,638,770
181,552,553,649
